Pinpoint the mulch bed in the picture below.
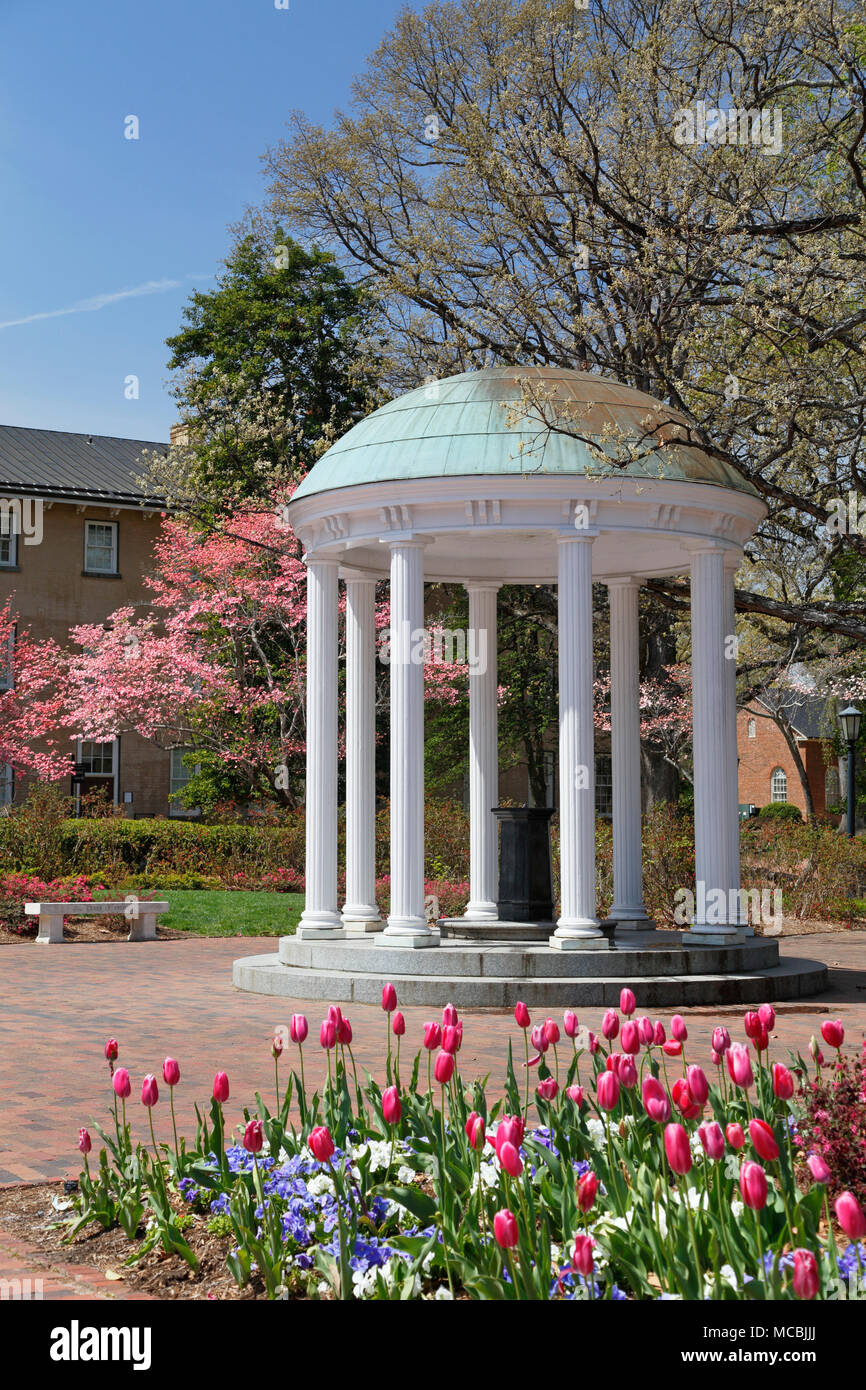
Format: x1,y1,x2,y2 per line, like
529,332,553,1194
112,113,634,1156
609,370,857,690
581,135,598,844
0,921,185,945
0,1182,264,1299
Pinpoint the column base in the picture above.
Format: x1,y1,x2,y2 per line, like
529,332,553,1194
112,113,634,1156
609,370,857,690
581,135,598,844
341,905,382,935
383,917,439,948
298,908,345,940
682,927,741,948
462,902,498,922
550,920,607,950
609,906,654,932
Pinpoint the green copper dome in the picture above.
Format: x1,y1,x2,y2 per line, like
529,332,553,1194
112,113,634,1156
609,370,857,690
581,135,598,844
292,366,758,500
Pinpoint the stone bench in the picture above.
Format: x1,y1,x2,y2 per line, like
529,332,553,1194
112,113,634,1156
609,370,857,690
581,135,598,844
25,901,170,944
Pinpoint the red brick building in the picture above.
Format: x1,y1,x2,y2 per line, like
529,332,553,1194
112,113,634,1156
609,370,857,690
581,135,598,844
737,695,840,819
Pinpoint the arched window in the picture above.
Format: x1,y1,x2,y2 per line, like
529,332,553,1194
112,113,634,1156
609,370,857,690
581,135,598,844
771,767,788,803
747,718,756,739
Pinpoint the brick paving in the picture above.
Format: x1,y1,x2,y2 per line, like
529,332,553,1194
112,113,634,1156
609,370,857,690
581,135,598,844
0,1221,157,1300
1,932,864,1188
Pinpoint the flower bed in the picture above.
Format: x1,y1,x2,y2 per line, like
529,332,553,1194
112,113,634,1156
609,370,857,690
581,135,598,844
70,1000,866,1300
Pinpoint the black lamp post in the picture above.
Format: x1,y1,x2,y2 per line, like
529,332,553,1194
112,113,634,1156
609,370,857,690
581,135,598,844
838,704,862,839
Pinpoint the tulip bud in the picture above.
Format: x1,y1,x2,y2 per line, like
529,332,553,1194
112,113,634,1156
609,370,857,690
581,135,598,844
382,983,397,1013
637,1016,654,1046
806,1152,830,1184
596,1071,620,1111
792,1249,819,1300
664,1122,692,1175
698,1121,725,1162
243,1119,263,1154
588,1032,600,1054
327,1004,343,1029
619,988,636,1017
726,1043,754,1089
271,1034,284,1059
493,1209,518,1248
771,1063,794,1100
530,1023,549,1054
653,1021,666,1046
141,1074,159,1108
758,1003,775,1031
686,1065,709,1107
566,1084,585,1107
213,1071,229,1103
290,1014,308,1045
642,1075,671,1124
601,1009,619,1041
821,1019,844,1051
739,1160,768,1210
391,1011,406,1037
104,1038,119,1062
465,1112,485,1150
620,1021,640,1056
572,1232,594,1277
725,1122,745,1150
576,1170,599,1213
672,1076,701,1120
671,1015,687,1043
744,1010,761,1039
434,1050,455,1085
162,1057,180,1087
337,1017,353,1046
711,1048,723,1066
619,1056,638,1090
309,1125,335,1164
382,1085,402,1126
751,1026,770,1053
563,1010,578,1038
423,1021,442,1051
749,1118,779,1162
835,1191,866,1241
712,1026,731,1054
112,1067,131,1099
78,1127,92,1155
320,1019,337,1050
537,1077,558,1101
662,1040,682,1057
498,1140,523,1177
514,1001,531,1029
442,1003,458,1027
543,1017,560,1047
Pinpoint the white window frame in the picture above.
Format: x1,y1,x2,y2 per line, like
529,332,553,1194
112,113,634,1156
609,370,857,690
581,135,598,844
747,718,756,739
0,523,17,568
0,627,14,691
84,520,118,575
75,736,119,809
169,747,201,817
770,767,788,803
0,763,13,807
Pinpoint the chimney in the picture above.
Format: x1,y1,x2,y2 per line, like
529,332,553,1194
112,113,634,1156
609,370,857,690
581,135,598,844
170,423,190,447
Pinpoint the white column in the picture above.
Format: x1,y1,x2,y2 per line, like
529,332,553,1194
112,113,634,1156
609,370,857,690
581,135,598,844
684,545,739,945
298,558,343,938
724,556,750,936
607,579,652,930
342,576,382,933
464,583,500,921
383,539,435,946
551,532,605,948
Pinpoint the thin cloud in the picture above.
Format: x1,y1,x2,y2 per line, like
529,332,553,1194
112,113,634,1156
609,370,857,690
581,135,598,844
0,274,208,331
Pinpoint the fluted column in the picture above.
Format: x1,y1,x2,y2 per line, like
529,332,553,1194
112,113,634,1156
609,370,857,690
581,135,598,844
298,558,343,938
551,532,605,948
684,545,739,944
607,579,652,930
342,576,382,933
383,539,435,946
464,583,500,921
724,556,750,936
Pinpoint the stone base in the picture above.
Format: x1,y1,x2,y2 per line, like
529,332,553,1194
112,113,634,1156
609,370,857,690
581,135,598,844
610,915,656,932
343,918,383,936
549,932,610,951
379,931,439,949
682,929,741,948
440,918,556,943
296,926,346,942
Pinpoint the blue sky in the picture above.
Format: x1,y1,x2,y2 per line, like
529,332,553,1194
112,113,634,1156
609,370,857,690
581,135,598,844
0,0,407,442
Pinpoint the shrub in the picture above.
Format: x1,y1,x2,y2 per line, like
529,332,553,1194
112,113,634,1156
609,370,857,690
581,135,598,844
757,802,804,822
0,873,104,935
795,1043,866,1208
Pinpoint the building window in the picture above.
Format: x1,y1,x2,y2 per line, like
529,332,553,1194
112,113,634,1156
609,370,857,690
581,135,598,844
770,767,788,803
169,748,200,817
84,521,118,575
79,740,116,775
747,718,756,739
0,627,14,691
0,764,13,807
595,754,613,817
0,522,17,567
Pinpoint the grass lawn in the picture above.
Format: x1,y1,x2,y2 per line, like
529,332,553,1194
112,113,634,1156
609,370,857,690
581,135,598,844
95,889,304,938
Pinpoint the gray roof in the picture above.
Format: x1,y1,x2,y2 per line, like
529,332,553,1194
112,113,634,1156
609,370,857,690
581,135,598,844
757,693,828,740
0,425,168,505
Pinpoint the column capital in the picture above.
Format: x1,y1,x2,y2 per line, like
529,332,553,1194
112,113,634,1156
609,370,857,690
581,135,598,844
682,538,734,557
556,527,599,544
302,554,341,569
381,534,432,550
605,575,642,589
341,568,379,586
463,580,502,594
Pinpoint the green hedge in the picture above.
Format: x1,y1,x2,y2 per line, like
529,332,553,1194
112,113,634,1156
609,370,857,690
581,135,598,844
24,816,306,879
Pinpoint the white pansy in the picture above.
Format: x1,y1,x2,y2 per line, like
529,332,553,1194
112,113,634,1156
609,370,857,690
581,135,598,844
396,1164,416,1184
307,1173,336,1197
433,1285,454,1300
731,1199,744,1218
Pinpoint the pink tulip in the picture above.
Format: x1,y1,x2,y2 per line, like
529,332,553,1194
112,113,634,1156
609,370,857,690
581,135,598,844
566,1084,585,1106
596,1071,620,1111
672,1077,701,1121
423,1021,442,1051
620,988,636,1017
382,1085,402,1126
642,1075,671,1124
78,1128,92,1155
465,1112,485,1151
563,1010,579,1038
637,1016,654,1046
711,1050,722,1067
712,1026,731,1054
382,983,397,1013
740,1160,768,1210
213,1072,229,1103
744,1011,761,1039
112,1067,131,1099
272,1033,284,1058
290,1014,308,1045
588,1031,600,1054
726,1043,754,1089
537,1077,558,1101
309,1126,335,1164
434,1050,455,1085
792,1249,819,1300
327,1004,342,1029
337,1017,353,1046
771,1063,794,1100
601,1009,619,1041
698,1121,725,1161
751,1026,770,1054
141,1074,159,1108
391,1011,406,1037
243,1119,263,1154
543,1017,560,1047
494,1209,518,1248
606,1052,623,1076
572,1233,594,1277
530,1023,549,1054
686,1065,709,1107
749,1118,780,1162
821,1019,844,1050
442,1003,458,1027
514,1001,531,1029
619,1056,638,1090
498,1141,523,1177
806,1152,831,1184
620,1021,640,1056
653,1021,666,1045
665,1123,692,1174
162,1057,180,1087
441,1024,460,1055
320,1019,337,1050
671,1015,687,1043
662,1041,682,1058
726,1122,745,1150
835,1191,866,1241
104,1038,119,1061
576,1171,598,1213
491,1116,524,1154
758,1003,775,1031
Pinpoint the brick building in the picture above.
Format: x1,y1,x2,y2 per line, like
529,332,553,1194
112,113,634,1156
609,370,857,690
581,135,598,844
0,424,193,817
737,694,841,819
